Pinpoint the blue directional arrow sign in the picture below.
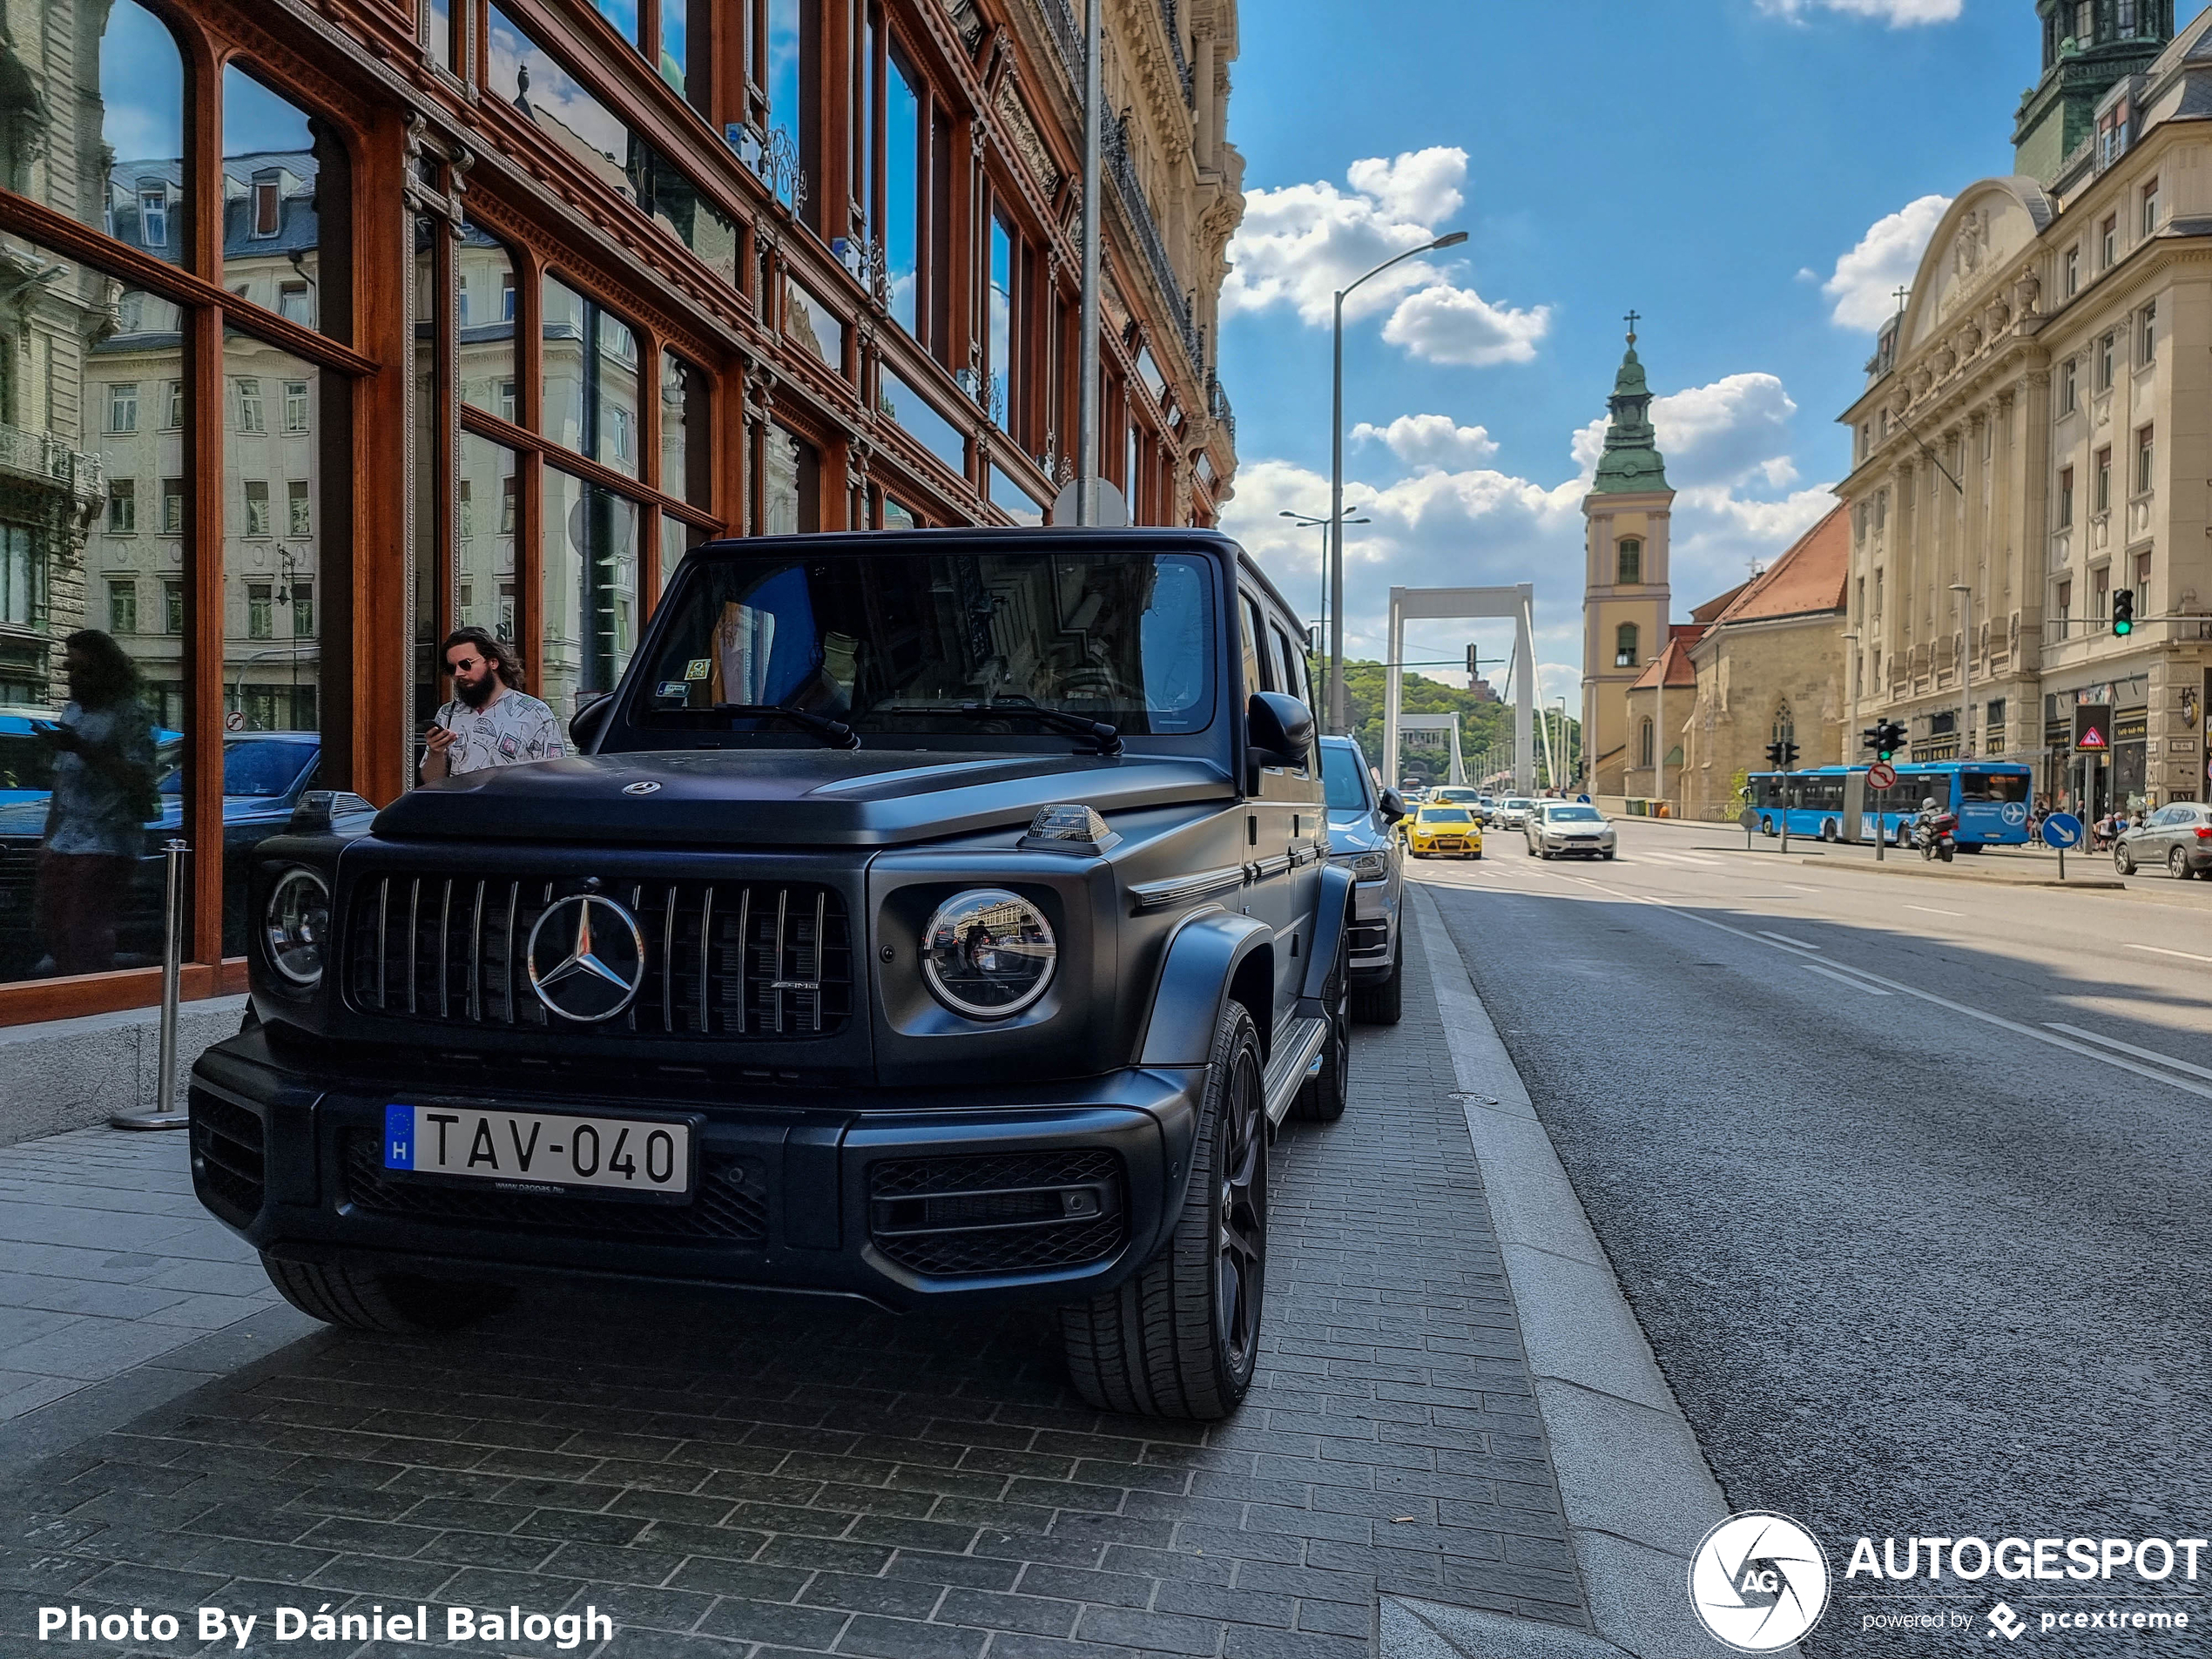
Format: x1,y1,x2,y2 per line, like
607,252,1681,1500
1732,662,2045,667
2040,812,2083,849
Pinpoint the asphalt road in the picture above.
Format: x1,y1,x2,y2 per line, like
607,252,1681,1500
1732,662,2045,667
1418,819,2212,1656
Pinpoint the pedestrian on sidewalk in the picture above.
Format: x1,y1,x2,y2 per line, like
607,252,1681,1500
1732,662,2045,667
420,627,566,783
35,631,159,977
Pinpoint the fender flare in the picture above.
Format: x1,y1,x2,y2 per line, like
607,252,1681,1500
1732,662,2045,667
1136,906,1275,1068
1298,864,1357,1008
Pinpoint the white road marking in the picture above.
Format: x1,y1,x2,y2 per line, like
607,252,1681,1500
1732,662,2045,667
2124,942,2212,965
2044,1022,2212,1083
1902,904,1963,918
1778,883,1824,894
1757,931,1820,951
1521,870,2212,1103
1802,962,1891,995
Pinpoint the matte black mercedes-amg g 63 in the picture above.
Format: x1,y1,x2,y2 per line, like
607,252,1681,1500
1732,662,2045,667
191,529,1353,1418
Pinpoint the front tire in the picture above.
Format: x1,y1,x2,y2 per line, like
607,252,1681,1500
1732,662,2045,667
261,1255,513,1334
2115,845,2134,875
1061,1000,1266,1420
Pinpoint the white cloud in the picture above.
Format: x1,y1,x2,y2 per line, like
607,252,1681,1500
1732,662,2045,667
1382,287,1552,368
1223,147,1553,368
1818,194,1952,330
1570,373,1799,492
1352,415,1500,471
1757,0,1962,24
1222,372,1837,722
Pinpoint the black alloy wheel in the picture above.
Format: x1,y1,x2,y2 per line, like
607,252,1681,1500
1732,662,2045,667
1214,1043,1267,1377
1060,999,1267,1418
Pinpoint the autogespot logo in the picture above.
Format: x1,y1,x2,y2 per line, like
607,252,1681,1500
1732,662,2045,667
1689,1512,1832,1652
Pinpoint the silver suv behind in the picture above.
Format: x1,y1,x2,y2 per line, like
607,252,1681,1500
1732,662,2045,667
1320,736,1406,1024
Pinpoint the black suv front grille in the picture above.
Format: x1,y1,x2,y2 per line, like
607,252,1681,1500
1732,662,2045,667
868,1150,1124,1277
341,1133,768,1244
345,874,852,1040
190,1089,266,1225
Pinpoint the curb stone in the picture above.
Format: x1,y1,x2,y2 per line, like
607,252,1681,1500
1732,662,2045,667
1398,884,1788,1659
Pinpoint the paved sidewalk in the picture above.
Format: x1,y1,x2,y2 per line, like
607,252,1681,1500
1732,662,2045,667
0,1128,290,1422
0,923,1592,1657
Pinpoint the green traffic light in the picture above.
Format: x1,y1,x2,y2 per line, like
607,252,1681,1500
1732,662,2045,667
2114,618,2132,637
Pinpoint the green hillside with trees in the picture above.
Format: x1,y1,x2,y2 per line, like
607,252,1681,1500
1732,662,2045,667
1310,658,1580,787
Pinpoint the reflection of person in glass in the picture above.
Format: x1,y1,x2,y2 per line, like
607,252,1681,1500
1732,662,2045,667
37,631,158,977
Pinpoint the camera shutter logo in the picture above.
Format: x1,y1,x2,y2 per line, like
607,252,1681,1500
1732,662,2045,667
527,894,646,1022
1688,1512,1830,1652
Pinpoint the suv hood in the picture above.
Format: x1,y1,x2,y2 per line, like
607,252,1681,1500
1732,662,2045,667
373,749,1234,848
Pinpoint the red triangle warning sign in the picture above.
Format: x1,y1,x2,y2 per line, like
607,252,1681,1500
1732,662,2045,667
2079,725,2107,750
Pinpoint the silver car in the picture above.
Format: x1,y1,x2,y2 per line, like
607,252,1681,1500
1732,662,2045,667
1491,796,1538,830
2114,801,2212,880
1526,800,1617,860
1319,736,1406,1024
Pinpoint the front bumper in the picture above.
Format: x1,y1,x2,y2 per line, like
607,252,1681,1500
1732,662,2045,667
1541,837,1612,856
1348,877,1398,979
188,1027,1204,1312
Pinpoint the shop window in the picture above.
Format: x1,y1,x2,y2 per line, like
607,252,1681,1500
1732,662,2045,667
764,423,821,536
660,354,712,509
885,46,922,338
459,225,518,421
879,368,967,480
659,516,707,601
541,274,640,480
883,496,919,530
543,468,640,717
223,67,338,339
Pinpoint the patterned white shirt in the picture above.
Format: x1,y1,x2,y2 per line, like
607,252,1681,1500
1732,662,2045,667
430,688,566,776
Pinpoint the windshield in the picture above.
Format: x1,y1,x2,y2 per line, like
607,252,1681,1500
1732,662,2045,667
1432,788,1480,802
158,738,315,799
1505,799,1534,810
1420,807,1471,824
1320,744,1371,811
630,550,1217,743
1960,770,2030,804
1550,806,1602,823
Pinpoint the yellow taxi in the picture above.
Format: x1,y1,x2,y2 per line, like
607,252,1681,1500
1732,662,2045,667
1406,803,1482,860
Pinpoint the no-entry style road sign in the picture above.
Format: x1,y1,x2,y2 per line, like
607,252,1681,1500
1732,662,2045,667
1867,761,1897,790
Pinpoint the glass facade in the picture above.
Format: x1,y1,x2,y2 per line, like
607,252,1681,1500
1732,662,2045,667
0,0,1233,1024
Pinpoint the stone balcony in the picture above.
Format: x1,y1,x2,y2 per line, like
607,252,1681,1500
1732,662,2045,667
0,424,105,505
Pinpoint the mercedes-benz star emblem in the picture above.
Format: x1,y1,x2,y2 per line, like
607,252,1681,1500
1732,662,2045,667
526,894,646,1022
622,780,662,796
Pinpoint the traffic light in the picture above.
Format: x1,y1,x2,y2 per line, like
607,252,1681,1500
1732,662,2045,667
1764,740,1785,768
1876,719,1906,761
1783,739,1800,767
2113,588,2134,637
1861,725,1884,755
1467,644,1481,679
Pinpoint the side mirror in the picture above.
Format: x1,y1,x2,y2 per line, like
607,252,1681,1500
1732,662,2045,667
1378,787,1406,821
570,690,616,751
1246,692,1314,770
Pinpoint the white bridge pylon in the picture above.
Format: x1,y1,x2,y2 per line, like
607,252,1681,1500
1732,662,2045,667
1395,715,1465,785
1383,583,1539,795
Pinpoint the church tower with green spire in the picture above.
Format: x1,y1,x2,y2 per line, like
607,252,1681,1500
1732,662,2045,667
2015,0,2175,185
1581,320,1675,799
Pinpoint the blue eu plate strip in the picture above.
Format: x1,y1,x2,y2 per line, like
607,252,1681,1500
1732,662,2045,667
383,1104,414,1170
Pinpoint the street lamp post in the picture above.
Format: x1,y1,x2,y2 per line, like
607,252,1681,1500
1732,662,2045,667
1552,695,1568,793
1329,231,1467,735
1283,509,1367,674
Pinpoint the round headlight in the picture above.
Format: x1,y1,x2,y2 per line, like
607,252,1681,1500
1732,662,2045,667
920,888,1056,1019
264,868,330,988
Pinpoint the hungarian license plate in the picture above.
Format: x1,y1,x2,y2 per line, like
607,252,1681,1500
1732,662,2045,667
381,1105,694,1200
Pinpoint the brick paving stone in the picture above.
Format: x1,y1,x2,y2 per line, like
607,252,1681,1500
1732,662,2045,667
0,920,1594,1654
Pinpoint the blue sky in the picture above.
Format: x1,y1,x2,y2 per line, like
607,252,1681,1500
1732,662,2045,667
1216,0,2209,707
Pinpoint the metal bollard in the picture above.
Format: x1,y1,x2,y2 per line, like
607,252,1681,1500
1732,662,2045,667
111,839,192,1131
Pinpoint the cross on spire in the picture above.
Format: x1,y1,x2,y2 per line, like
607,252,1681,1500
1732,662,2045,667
1893,285,1911,314
1623,308,1640,345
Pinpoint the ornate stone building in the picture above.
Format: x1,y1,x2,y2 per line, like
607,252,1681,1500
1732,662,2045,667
1838,4,2212,816
1580,330,1674,797
0,0,1244,1024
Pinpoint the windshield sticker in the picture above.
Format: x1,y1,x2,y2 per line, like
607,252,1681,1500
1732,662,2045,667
684,658,712,681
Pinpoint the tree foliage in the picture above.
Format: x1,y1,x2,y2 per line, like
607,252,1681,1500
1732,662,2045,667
1312,658,1580,786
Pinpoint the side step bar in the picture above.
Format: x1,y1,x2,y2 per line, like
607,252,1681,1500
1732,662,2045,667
1261,1015,1331,1125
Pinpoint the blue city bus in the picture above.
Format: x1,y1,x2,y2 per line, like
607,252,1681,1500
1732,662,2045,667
1747,761,2034,848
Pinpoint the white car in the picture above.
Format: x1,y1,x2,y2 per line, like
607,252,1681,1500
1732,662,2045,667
1490,797,1538,829
1526,801,1617,860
